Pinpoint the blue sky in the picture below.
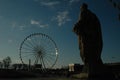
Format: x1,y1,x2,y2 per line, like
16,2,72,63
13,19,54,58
0,0,119,68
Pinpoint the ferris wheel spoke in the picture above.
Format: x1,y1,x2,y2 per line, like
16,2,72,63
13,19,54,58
37,36,42,45
26,39,36,49
45,53,56,58
21,47,34,51
44,56,54,66
41,56,46,69
47,48,56,54
38,57,42,64
20,51,35,54
23,42,34,49
22,53,35,58
38,56,45,69
44,55,56,65
46,52,57,57
36,35,44,46
45,55,56,62
31,37,39,46
43,59,51,68
43,46,53,52
42,41,53,50
34,55,39,65
40,37,48,45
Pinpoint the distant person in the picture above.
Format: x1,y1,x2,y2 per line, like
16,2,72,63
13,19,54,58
73,3,103,73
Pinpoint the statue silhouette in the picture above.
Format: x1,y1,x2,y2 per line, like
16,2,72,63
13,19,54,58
73,3,115,80
73,2,103,69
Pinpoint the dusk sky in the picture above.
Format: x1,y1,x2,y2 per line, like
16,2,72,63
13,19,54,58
0,0,120,68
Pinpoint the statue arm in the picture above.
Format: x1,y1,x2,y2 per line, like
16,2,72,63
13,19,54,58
73,11,87,35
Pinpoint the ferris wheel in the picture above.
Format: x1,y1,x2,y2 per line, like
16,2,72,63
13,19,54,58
19,33,58,70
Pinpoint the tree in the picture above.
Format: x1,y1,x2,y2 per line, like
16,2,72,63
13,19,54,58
3,56,12,69
0,61,3,69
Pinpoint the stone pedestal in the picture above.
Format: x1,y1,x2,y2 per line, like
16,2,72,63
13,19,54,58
79,64,115,80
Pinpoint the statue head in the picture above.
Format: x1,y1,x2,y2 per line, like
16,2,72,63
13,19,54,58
80,3,88,11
